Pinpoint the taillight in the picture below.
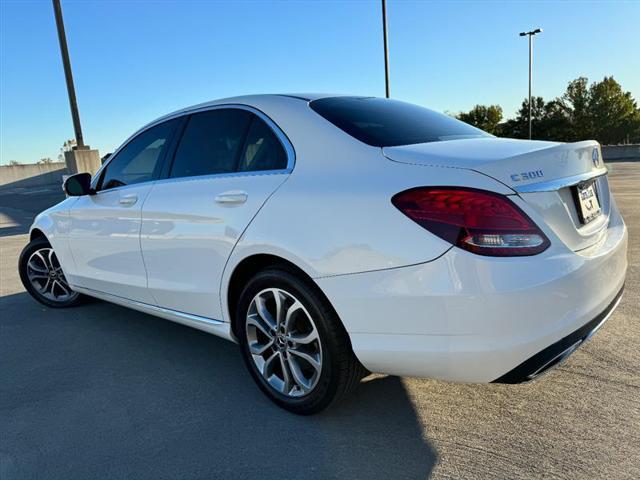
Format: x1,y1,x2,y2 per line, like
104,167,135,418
391,187,550,256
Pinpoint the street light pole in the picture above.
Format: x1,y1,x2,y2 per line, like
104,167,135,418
52,0,85,149
382,0,390,98
519,28,542,140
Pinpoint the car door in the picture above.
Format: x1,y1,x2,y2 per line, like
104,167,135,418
66,118,181,303
140,106,292,320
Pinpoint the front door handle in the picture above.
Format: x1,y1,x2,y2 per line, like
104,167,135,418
119,194,138,206
215,191,248,205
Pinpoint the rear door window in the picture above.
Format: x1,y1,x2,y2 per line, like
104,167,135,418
169,109,252,179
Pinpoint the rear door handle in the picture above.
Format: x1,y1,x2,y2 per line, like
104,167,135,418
119,194,138,206
215,191,248,205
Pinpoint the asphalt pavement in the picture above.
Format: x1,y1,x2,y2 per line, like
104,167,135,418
1,163,638,479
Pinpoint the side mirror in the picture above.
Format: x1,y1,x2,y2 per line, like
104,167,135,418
63,172,93,196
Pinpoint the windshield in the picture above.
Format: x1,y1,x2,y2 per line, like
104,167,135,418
309,96,490,147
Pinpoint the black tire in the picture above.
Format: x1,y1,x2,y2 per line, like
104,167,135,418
19,237,84,308
236,267,367,415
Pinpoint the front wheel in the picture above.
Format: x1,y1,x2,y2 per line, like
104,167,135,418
19,237,84,308
236,268,366,415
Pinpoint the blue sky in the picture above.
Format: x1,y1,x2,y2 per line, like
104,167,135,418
1,0,638,165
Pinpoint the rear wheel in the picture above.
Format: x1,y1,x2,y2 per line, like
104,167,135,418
19,238,83,308
237,268,366,415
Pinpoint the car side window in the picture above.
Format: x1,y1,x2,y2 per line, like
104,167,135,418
238,117,288,172
169,109,252,179
99,119,178,191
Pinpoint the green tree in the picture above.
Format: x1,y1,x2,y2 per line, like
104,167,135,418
561,77,592,139
538,99,572,141
498,76,640,143
587,76,640,144
457,104,503,134
498,97,546,139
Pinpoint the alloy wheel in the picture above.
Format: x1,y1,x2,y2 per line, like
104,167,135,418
26,248,78,303
246,288,323,397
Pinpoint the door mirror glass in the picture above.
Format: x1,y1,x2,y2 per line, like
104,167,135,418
63,172,93,196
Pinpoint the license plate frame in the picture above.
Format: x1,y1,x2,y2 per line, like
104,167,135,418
573,180,602,225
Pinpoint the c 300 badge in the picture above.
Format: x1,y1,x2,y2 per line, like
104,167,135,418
510,170,544,182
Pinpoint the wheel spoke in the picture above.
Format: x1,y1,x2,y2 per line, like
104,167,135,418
53,280,70,296
288,348,321,374
249,338,273,356
279,353,293,395
39,277,52,294
262,350,279,377
247,313,274,339
283,301,303,331
28,272,49,281
255,296,277,330
27,261,48,274
287,356,310,393
48,249,57,270
287,326,319,345
34,251,50,270
271,289,285,327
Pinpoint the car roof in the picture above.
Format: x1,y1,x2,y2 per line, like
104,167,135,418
180,93,350,108
171,93,358,112
276,93,351,101
143,94,356,130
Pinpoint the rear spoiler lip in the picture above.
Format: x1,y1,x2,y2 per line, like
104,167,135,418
512,168,608,193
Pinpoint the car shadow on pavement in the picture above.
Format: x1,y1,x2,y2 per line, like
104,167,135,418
0,183,65,238
0,292,436,480
0,207,30,237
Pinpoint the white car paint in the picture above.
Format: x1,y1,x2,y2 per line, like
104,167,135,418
317,199,627,381
66,182,156,304
29,94,627,382
141,171,289,320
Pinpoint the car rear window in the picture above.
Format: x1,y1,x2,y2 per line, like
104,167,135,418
309,96,489,147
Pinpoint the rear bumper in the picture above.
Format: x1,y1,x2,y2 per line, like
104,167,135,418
493,285,624,383
316,206,627,382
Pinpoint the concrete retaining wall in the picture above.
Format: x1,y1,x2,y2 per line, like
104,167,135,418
0,162,68,189
602,144,640,162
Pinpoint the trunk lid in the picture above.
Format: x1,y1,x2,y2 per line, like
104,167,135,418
383,138,611,252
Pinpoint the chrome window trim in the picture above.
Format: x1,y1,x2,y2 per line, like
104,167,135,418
90,181,155,196
91,103,295,191
152,169,290,188
513,168,608,193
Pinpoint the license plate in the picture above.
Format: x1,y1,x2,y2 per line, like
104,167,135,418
575,182,601,224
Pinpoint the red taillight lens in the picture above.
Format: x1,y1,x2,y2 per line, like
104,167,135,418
392,187,550,256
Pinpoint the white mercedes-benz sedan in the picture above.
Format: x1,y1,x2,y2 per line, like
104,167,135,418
20,94,627,414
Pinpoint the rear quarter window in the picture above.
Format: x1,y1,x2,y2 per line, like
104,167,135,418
238,117,288,172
